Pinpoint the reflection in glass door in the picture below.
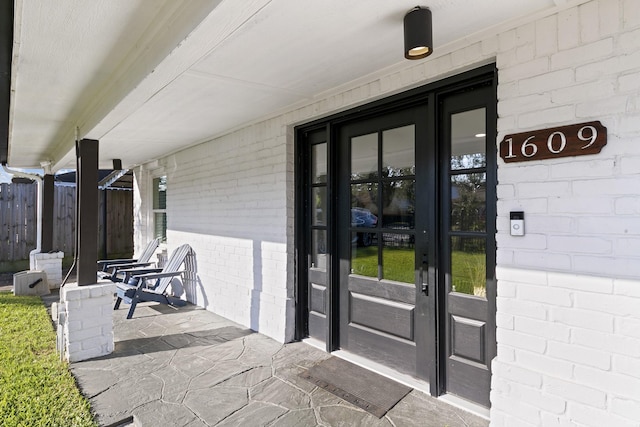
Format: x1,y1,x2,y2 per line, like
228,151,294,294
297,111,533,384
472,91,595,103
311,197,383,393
350,125,416,283
450,108,487,297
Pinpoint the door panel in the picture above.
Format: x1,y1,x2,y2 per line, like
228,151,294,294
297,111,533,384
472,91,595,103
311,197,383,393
350,292,415,340
338,106,430,379
442,87,496,407
306,132,329,343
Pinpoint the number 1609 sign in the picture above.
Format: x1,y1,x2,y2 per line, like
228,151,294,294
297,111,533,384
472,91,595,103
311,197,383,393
499,121,607,163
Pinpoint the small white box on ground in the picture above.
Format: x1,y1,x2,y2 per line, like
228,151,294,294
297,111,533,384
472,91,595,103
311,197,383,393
13,270,50,296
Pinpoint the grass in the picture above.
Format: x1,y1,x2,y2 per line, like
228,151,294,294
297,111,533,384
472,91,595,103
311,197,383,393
0,292,97,427
352,247,486,296
352,245,415,284
450,251,486,297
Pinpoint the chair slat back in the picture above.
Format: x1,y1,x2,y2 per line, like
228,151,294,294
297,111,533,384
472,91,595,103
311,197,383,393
138,238,161,264
155,244,192,293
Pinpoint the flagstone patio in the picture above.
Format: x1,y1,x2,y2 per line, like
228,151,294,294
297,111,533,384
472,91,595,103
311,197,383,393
66,296,488,426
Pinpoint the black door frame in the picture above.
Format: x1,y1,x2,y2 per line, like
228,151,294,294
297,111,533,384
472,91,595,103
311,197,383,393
295,63,497,400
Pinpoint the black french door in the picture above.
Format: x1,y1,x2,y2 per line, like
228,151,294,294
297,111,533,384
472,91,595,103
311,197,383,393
297,66,496,407
337,105,433,379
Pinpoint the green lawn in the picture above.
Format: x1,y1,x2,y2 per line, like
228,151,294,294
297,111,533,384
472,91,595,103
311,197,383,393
0,292,96,427
450,250,486,297
352,245,415,284
352,247,486,296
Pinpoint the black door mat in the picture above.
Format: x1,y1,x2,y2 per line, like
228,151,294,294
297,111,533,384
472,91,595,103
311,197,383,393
299,356,412,418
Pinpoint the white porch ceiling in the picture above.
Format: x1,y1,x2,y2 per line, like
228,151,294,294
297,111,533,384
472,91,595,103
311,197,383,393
8,0,568,171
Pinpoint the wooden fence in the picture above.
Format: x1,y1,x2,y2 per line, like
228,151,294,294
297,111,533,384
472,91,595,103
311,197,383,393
0,182,133,271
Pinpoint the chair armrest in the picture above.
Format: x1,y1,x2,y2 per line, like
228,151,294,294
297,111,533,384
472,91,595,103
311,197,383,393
98,258,136,265
119,267,163,284
110,262,153,272
118,267,162,275
97,258,137,271
133,271,185,281
135,271,185,292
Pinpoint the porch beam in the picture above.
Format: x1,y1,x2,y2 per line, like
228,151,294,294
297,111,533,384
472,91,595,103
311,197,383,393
0,0,13,164
76,138,99,286
41,174,54,252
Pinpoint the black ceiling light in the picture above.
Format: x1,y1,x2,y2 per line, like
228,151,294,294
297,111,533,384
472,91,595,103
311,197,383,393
404,6,433,60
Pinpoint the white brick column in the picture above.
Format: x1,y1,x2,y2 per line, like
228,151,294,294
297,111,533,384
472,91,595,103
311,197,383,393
59,282,115,362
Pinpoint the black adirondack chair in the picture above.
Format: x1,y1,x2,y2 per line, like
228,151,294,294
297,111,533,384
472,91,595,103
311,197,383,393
113,243,193,319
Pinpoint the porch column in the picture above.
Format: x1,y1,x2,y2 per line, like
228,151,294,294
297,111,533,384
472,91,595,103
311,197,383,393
30,172,64,287
0,0,12,163
41,173,54,252
55,138,114,363
76,138,99,286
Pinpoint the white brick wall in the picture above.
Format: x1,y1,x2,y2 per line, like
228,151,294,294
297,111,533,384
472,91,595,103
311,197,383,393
142,120,296,343
492,1,640,425
494,267,640,427
129,0,640,424
497,0,640,280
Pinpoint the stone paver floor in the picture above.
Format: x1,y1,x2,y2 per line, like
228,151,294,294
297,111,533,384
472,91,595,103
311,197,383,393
70,301,489,427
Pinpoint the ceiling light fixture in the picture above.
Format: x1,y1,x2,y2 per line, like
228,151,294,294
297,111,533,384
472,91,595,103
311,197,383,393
404,6,433,60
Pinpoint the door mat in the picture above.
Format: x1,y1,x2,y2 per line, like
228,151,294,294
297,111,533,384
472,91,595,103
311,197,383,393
299,357,412,418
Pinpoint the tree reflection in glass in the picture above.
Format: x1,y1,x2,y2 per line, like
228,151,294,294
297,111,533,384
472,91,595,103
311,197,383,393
450,173,486,232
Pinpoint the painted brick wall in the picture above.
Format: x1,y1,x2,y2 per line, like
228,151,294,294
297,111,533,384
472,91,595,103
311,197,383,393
497,0,640,279
131,1,640,424
162,121,295,342
492,0,640,425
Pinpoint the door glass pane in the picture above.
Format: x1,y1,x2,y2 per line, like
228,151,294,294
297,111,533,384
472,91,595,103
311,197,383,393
451,173,486,232
382,179,415,229
451,108,486,170
383,125,415,177
351,133,378,180
382,238,415,284
312,230,327,270
312,143,327,183
351,235,378,278
312,187,327,225
450,236,486,298
351,183,379,220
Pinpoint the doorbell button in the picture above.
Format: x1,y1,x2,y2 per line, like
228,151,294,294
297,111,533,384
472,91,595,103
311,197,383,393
510,211,525,236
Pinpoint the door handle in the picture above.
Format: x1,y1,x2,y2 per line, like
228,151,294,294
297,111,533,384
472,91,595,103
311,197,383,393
421,253,428,295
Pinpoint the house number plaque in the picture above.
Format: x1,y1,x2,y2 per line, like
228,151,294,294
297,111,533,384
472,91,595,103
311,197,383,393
499,121,607,163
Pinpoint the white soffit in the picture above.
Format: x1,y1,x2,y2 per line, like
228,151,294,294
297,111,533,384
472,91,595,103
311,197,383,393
9,0,561,170
10,0,168,167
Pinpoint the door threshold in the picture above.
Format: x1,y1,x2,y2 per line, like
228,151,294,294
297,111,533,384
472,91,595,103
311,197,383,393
301,341,490,421
438,394,489,420
302,337,325,351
